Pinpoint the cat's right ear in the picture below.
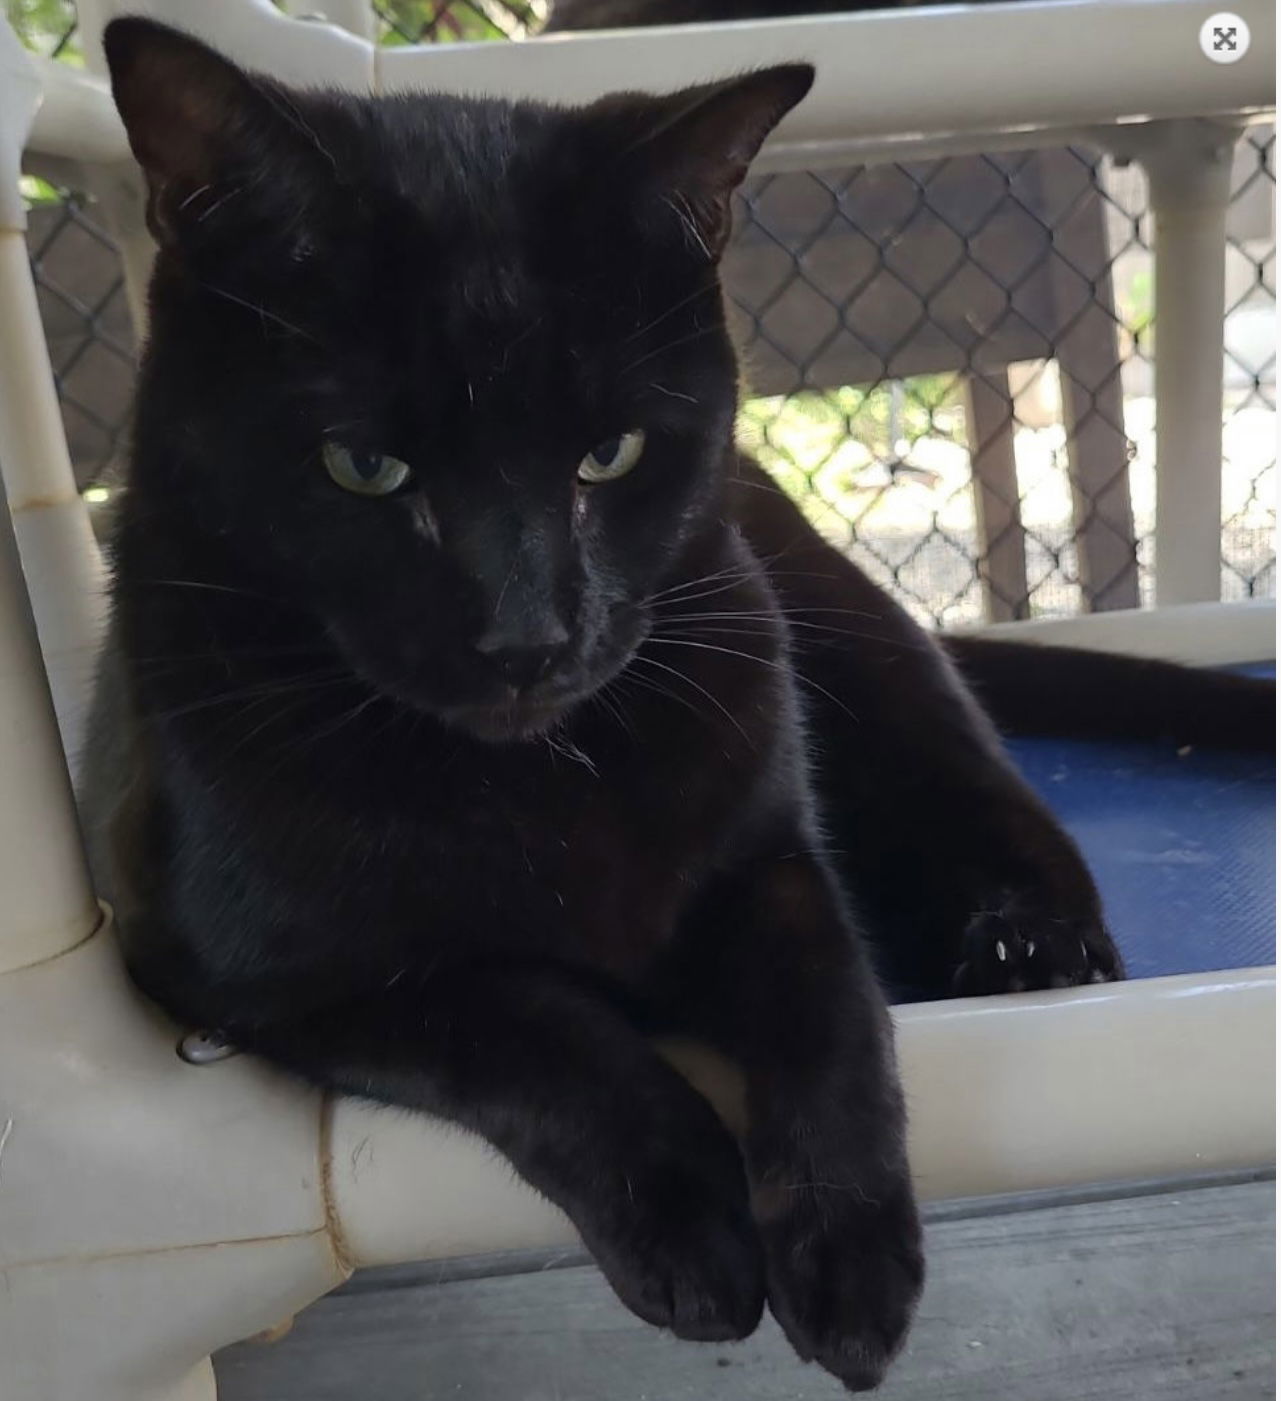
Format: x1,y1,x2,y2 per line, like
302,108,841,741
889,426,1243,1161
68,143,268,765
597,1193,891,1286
103,17,288,243
597,65,815,260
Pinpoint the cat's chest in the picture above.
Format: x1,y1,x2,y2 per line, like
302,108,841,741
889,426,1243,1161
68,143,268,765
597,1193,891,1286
399,749,753,970
242,723,768,980
171,668,782,987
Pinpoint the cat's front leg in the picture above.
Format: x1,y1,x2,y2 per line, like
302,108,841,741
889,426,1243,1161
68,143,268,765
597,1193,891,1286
731,456,1123,998
666,851,925,1392
225,962,765,1342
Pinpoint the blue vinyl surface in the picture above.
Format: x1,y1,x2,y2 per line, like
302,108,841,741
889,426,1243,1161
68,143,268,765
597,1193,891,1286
1005,664,1275,980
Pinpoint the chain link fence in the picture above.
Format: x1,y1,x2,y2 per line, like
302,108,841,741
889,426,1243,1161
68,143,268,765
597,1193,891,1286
11,0,1276,625
373,0,548,41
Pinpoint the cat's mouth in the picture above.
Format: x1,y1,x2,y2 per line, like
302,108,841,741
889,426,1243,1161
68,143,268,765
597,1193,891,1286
430,613,648,743
328,611,647,744
438,688,588,743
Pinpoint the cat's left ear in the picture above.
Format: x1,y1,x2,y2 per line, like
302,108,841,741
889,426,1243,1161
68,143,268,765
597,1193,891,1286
608,64,815,258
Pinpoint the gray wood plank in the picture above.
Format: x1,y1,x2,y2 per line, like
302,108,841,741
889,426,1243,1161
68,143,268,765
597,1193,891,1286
965,368,1030,622
215,1182,1275,1401
1046,168,1140,614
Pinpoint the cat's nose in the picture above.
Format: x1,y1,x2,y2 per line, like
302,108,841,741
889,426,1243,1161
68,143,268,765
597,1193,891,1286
474,616,571,687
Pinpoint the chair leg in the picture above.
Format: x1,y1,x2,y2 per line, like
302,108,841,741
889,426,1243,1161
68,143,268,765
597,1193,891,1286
0,927,348,1401
0,230,107,766
965,367,1029,622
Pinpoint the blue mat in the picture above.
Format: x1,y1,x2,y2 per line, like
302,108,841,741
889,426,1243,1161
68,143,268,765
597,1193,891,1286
1006,664,1275,980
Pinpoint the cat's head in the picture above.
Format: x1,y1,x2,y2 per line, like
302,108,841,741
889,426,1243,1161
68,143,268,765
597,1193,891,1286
105,18,811,740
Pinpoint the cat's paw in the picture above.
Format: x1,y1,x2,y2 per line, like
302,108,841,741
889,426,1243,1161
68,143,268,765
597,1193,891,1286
761,1181,924,1392
952,892,1123,996
582,1152,766,1342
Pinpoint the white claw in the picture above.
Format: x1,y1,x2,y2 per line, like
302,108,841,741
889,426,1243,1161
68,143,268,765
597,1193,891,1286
1024,939,1037,958
178,1030,240,1065
995,939,1009,963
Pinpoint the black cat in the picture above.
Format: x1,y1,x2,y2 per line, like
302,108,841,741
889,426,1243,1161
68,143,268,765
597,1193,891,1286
84,17,1269,1395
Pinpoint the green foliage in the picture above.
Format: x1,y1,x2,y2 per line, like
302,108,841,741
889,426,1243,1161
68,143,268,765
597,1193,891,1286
5,0,82,61
1117,265,1154,356
19,173,62,207
1123,265,1154,332
374,0,537,44
740,375,964,495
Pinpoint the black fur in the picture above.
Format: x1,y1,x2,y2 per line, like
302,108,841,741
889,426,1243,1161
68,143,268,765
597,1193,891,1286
84,18,1270,1395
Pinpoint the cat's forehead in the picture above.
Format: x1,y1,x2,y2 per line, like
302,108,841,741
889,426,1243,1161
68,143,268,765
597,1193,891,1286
269,90,697,390
354,94,554,213
329,96,573,284
331,97,634,330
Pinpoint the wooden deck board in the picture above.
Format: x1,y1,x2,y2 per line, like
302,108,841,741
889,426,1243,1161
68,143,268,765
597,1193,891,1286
215,1180,1275,1400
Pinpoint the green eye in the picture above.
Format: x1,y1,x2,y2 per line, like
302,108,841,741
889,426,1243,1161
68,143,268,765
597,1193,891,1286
323,442,412,496
578,429,646,485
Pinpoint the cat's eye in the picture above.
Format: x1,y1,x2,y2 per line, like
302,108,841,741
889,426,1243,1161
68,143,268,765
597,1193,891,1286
322,442,412,497
577,429,646,485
